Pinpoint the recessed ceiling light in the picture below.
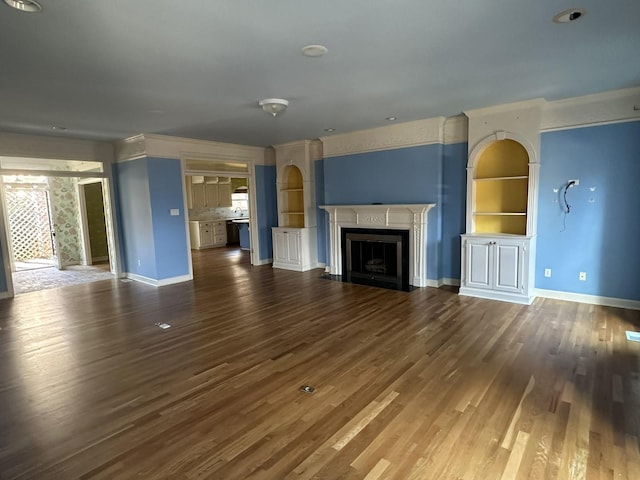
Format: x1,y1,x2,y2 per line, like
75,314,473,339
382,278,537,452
51,126,68,131
3,0,42,13
302,45,328,57
385,116,397,121
324,128,335,133
553,8,586,23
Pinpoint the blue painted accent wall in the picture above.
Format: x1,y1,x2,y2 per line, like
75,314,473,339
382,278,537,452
255,165,278,260
148,157,189,280
442,142,468,280
323,144,443,280
115,159,156,278
536,121,640,301
315,159,327,265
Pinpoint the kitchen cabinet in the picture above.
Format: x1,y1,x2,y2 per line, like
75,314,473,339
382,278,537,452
272,227,317,271
187,176,232,209
189,221,227,249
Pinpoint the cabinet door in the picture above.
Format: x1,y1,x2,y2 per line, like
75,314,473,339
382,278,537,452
493,241,523,293
205,184,219,207
191,184,206,209
286,233,301,263
199,226,214,247
464,239,492,289
218,183,232,207
273,231,288,262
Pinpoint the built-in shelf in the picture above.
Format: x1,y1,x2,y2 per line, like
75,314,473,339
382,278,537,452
283,211,304,215
474,212,527,216
281,188,304,192
474,176,528,182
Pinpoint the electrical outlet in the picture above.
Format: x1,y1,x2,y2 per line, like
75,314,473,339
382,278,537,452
544,268,552,278
579,272,587,281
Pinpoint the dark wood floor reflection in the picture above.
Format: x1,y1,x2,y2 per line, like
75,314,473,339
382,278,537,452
0,247,639,479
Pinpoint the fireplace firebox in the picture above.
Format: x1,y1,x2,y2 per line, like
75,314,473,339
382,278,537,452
341,228,410,291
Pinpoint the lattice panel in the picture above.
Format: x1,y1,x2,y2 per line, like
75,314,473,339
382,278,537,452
5,188,54,261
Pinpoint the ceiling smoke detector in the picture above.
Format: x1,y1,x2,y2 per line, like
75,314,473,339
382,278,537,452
258,98,289,117
3,0,42,12
553,8,586,23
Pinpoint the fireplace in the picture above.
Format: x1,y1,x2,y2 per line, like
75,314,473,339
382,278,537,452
342,228,409,291
320,204,436,288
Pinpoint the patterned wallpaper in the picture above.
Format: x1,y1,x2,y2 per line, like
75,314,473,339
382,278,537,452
48,177,83,267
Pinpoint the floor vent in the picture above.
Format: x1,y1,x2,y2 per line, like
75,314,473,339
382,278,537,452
300,385,316,394
155,323,171,330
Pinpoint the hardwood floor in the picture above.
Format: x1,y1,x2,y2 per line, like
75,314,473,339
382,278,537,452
0,247,639,479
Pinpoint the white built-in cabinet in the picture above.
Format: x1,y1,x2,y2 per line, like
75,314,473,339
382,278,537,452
187,176,232,209
459,101,542,304
271,140,322,271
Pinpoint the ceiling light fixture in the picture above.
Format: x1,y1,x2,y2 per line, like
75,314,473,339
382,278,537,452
3,0,42,12
324,128,335,133
51,125,68,131
553,8,586,23
385,116,397,121
302,45,328,58
258,98,289,117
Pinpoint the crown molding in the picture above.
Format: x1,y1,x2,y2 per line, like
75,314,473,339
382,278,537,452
320,117,445,158
115,133,267,164
443,115,468,144
541,87,640,132
464,98,546,118
0,131,114,163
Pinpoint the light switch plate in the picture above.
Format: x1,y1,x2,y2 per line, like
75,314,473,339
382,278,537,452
170,208,180,216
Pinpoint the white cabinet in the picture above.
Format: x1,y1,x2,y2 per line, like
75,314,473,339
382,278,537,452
460,235,535,304
189,221,227,249
272,227,317,271
187,176,232,209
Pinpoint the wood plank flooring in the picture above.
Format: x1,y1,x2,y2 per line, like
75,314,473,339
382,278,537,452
0,247,639,479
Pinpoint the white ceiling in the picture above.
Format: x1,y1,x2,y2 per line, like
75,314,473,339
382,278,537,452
1,0,638,147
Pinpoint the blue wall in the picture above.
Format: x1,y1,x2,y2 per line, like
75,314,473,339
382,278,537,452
148,157,190,280
255,165,278,261
322,144,444,280
115,159,156,278
442,142,468,280
536,121,640,301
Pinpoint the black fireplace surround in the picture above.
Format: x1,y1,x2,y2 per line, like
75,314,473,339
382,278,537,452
341,228,410,291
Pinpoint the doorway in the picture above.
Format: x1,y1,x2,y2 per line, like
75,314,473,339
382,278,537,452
0,173,117,296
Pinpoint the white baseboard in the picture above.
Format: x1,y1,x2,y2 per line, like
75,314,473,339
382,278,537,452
125,272,193,287
535,289,640,310
0,290,12,299
253,258,272,266
426,279,443,288
459,286,534,305
425,278,460,288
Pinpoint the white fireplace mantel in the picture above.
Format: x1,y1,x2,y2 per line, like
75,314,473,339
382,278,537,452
319,204,436,287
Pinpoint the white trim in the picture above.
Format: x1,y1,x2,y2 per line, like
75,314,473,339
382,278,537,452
459,286,535,305
320,117,445,158
0,291,11,299
465,98,546,118
77,183,93,265
443,115,468,144
0,176,14,297
179,159,195,280
541,117,640,133
0,131,114,163
125,272,193,287
319,204,436,288
253,257,272,266
443,278,460,287
426,279,443,288
271,262,324,272
535,289,640,311
541,87,640,132
115,133,265,164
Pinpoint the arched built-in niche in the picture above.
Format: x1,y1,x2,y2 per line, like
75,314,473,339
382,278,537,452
281,165,305,228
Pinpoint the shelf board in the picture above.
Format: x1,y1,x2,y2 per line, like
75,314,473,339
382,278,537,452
474,212,526,216
474,176,528,182
281,188,304,192
283,211,304,215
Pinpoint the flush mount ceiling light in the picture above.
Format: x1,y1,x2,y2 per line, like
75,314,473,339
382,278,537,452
3,0,42,12
258,98,289,117
302,45,328,58
324,128,335,132
553,8,586,23
385,116,397,121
